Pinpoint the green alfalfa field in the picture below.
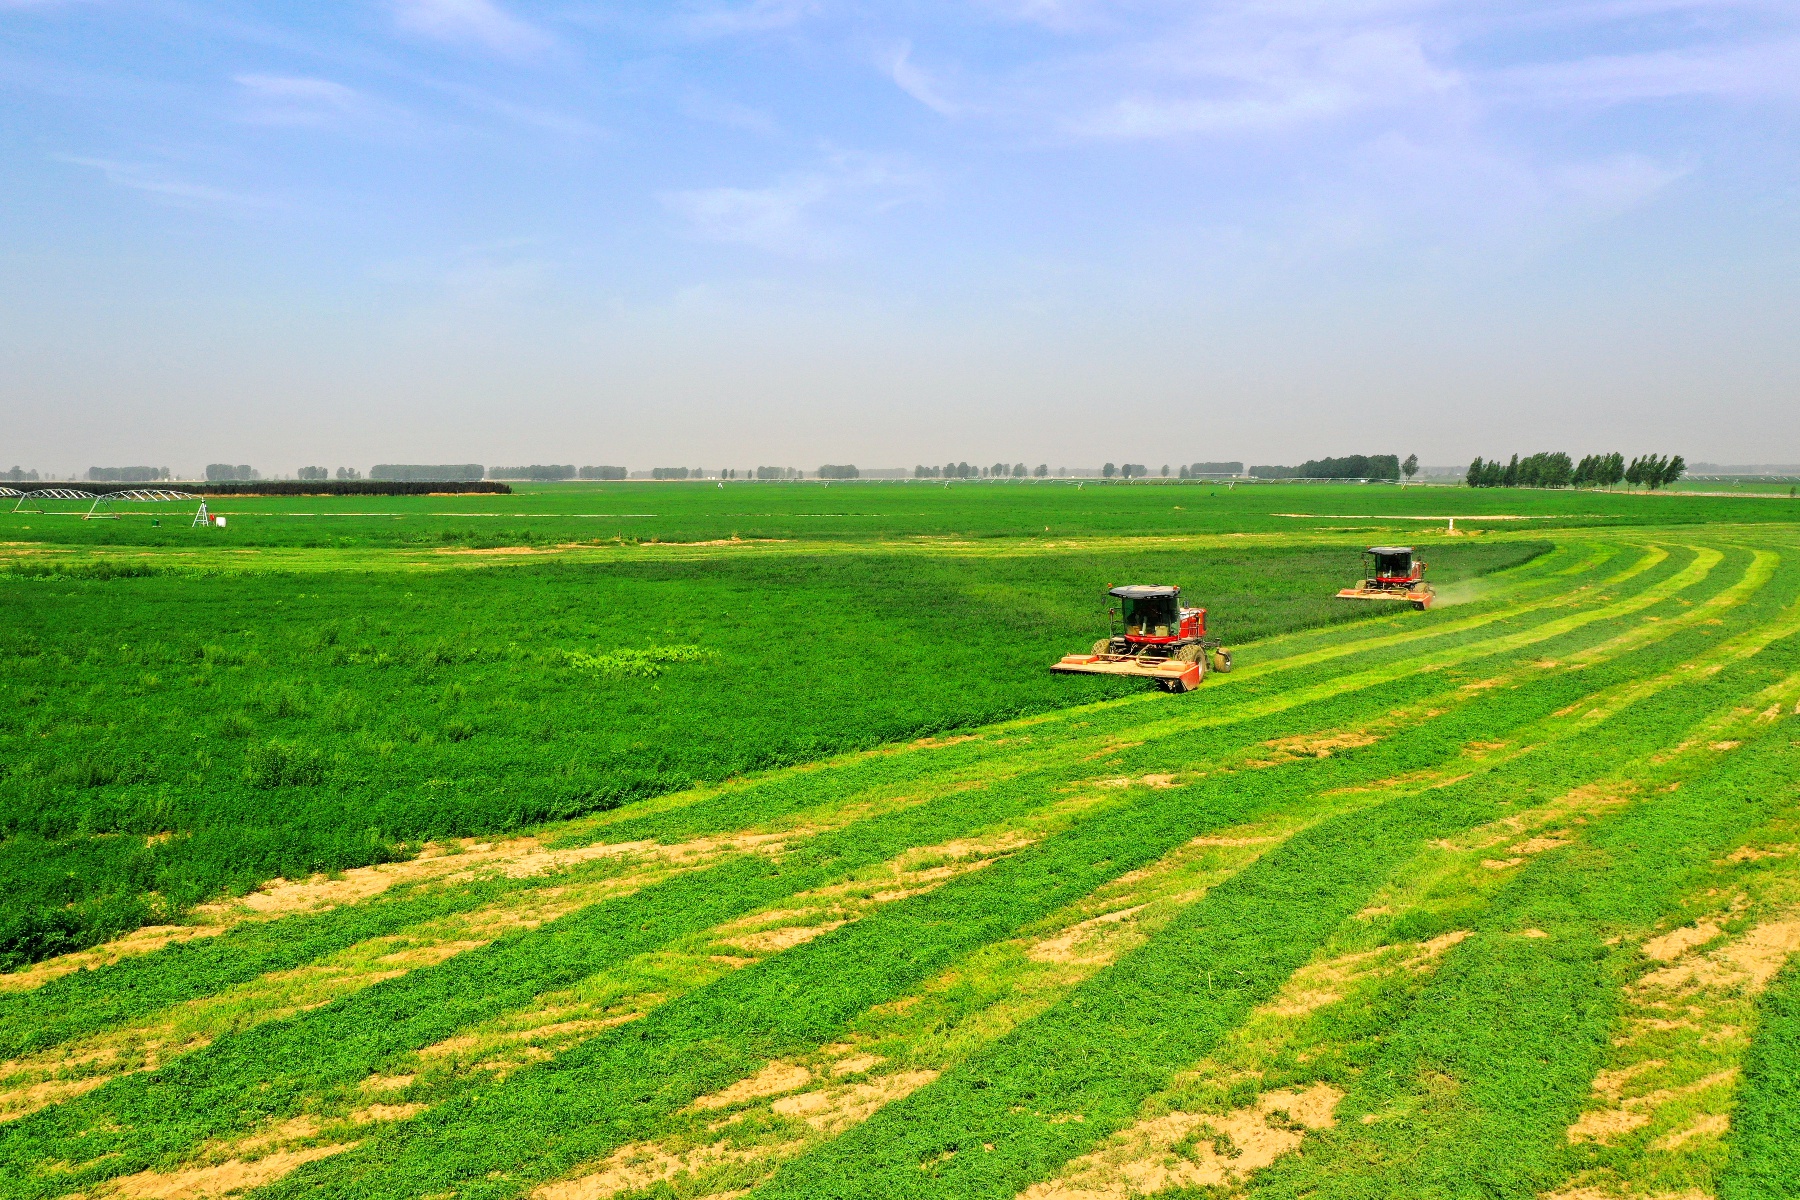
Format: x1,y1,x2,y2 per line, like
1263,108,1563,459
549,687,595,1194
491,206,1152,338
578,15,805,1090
1,480,1798,1200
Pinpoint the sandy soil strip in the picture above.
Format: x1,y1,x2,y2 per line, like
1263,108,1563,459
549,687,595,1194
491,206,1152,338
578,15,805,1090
1546,864,1800,1200
1016,930,1471,1200
406,820,1063,1083
1,829,787,996
529,816,1313,1200
0,842,772,1122
1019,1084,1345,1199
69,1103,426,1199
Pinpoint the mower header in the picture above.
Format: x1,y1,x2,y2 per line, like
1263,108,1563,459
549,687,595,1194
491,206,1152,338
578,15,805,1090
1337,546,1434,609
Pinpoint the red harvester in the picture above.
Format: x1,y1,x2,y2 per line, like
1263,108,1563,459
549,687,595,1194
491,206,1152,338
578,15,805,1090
1052,585,1232,693
1336,546,1435,610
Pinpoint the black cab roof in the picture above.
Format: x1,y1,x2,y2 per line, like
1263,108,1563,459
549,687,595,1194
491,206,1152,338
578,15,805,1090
1108,585,1180,599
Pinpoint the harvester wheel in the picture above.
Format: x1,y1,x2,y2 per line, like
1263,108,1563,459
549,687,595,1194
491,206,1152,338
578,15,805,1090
1173,644,1204,663
1212,649,1233,673
1092,638,1113,656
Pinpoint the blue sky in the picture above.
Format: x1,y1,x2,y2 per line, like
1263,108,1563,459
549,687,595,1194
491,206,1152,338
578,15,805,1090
3,0,1797,474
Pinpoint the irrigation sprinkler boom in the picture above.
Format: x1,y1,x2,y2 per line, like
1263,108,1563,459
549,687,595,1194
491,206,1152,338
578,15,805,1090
10,488,202,521
1052,584,1232,693
1336,546,1435,610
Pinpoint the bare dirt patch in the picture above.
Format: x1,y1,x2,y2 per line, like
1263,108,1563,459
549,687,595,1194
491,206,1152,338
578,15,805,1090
1636,918,1800,993
1260,932,1469,1019
100,1144,356,1199
1642,923,1722,962
536,1069,941,1200
0,866,686,1121
2,831,752,995
1653,1111,1730,1151
1028,906,1148,965
1019,1083,1343,1199
0,923,226,994
690,1062,811,1111
1251,731,1379,767
770,1070,942,1135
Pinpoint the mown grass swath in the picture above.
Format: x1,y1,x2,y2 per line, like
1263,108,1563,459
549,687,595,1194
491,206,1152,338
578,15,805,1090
2,485,1798,1200
1725,958,1800,1199
746,624,1794,1199
0,563,1656,1198
247,561,1753,1198
0,540,1541,969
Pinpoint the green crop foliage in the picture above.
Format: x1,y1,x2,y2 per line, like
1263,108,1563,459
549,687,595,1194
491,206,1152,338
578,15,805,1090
1722,964,1800,1199
2,487,1798,1200
0,539,1541,968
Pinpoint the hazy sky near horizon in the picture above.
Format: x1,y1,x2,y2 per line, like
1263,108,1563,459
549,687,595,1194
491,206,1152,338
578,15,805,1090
3,0,1797,475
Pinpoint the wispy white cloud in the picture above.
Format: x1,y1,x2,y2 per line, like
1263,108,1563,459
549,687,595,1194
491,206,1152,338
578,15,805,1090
660,153,926,256
1552,153,1687,213
680,88,779,135
886,41,959,115
1484,37,1800,104
56,155,276,211
681,0,818,37
393,0,550,57
664,178,833,253
234,74,367,126
1069,23,1460,138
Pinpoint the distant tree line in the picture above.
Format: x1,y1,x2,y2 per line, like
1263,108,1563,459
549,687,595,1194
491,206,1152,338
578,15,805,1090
651,467,690,480
817,464,860,479
205,464,261,482
914,463,1049,478
483,464,632,481
2,467,40,483
489,465,576,481
1252,455,1400,481
186,481,509,497
1102,464,1149,478
757,466,801,479
87,466,171,482
370,464,484,482
1177,462,1243,477
1466,452,1684,489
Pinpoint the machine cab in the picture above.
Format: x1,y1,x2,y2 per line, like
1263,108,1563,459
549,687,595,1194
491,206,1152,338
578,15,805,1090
1365,546,1422,584
1110,585,1205,644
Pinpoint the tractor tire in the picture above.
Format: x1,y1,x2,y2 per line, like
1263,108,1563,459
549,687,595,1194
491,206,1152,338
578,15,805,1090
1173,644,1204,663
1212,649,1233,674
1092,638,1113,656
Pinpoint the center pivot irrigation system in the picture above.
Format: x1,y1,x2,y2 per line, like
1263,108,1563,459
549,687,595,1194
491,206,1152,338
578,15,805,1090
5,488,214,523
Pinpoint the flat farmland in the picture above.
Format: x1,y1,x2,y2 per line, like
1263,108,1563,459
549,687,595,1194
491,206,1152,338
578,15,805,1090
1,483,1797,1200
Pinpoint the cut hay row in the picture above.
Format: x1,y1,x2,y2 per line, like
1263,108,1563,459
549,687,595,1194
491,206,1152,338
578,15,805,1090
4,532,1798,1200
744,632,1798,1200
0,538,1653,1051
257,546,1800,1200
